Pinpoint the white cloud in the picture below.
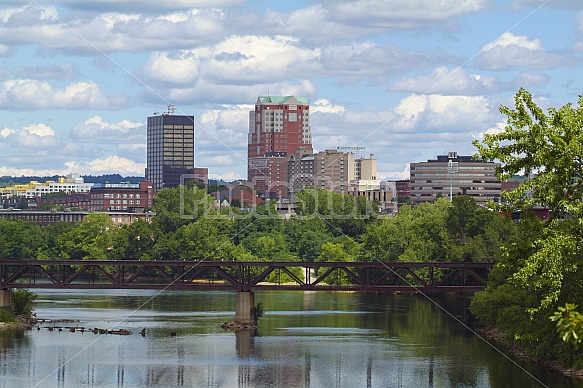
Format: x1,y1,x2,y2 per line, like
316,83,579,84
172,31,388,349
378,164,410,181
0,166,66,177
154,79,317,106
511,0,581,9
511,72,550,88
0,5,226,53
71,116,144,143
311,99,346,114
476,32,578,70
307,93,498,179
0,80,126,109
0,123,60,148
17,64,79,80
143,35,320,87
142,36,451,105
474,121,506,141
142,51,200,84
393,94,493,131
482,32,542,51
200,154,238,167
212,170,243,181
0,5,57,24
65,155,145,175
23,123,56,137
0,127,15,137
0,44,11,56
118,143,146,152
390,67,502,95
319,42,453,84
53,0,243,12
328,0,489,28
260,6,374,44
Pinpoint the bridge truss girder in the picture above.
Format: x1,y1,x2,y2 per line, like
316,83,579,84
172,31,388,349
0,260,494,294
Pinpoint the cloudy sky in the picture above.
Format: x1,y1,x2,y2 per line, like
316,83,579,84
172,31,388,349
0,0,581,181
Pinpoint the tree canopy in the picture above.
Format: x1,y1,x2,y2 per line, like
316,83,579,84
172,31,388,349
472,88,583,365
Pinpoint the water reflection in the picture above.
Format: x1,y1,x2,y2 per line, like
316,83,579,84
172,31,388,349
0,290,580,387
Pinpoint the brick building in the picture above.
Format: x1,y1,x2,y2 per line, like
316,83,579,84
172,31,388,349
89,181,154,212
247,96,312,197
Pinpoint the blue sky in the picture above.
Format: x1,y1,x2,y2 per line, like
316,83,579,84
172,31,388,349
0,0,581,181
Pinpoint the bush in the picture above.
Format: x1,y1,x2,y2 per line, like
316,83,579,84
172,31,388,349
11,289,37,317
0,308,16,323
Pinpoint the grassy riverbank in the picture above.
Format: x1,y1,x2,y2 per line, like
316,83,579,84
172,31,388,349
479,326,583,380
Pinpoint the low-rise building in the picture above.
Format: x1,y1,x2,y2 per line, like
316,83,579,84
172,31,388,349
0,209,154,226
37,193,91,211
410,154,501,204
89,181,154,212
288,149,377,195
25,174,93,198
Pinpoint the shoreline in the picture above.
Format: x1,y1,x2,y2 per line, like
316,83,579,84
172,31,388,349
0,322,27,331
478,326,583,380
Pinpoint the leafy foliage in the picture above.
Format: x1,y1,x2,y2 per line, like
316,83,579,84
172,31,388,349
550,304,583,348
473,87,583,219
472,88,583,366
11,289,37,317
0,308,15,323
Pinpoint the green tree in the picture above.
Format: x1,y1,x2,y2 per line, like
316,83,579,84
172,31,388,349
472,88,583,365
152,185,212,234
121,218,156,261
296,230,330,261
0,219,46,260
473,87,583,219
550,303,583,348
57,213,118,260
12,289,37,317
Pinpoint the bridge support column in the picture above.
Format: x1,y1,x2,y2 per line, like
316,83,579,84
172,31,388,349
235,291,255,326
0,288,12,314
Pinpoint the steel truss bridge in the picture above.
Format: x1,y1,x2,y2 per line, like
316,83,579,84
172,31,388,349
0,260,494,294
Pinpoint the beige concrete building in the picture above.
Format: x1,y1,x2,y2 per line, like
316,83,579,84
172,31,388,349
288,149,377,195
410,154,501,204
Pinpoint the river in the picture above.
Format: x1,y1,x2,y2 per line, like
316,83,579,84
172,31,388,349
0,289,580,388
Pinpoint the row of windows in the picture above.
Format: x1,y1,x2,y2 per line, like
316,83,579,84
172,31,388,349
162,125,194,129
103,193,142,199
163,134,194,139
107,199,141,205
411,165,496,170
412,187,500,191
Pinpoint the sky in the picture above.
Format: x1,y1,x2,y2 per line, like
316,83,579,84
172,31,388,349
0,0,582,181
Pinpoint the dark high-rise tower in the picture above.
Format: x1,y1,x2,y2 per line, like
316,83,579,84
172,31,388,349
146,107,195,192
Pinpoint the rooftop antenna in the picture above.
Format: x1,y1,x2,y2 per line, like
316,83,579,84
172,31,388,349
166,104,176,115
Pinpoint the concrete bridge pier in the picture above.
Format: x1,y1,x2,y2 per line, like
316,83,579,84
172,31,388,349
0,288,12,314
235,291,255,326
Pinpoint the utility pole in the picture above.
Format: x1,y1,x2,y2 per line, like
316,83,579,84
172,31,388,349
447,152,458,202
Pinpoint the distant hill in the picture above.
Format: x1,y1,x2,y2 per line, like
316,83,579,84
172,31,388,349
0,174,145,186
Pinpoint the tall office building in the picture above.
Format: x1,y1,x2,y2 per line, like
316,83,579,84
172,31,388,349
248,95,312,197
146,107,195,192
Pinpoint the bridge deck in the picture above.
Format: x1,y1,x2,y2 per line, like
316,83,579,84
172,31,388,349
0,260,494,293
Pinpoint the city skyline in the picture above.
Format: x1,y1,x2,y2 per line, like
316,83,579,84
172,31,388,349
1,1,582,181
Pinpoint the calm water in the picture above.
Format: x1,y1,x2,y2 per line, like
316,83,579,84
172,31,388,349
0,289,580,388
